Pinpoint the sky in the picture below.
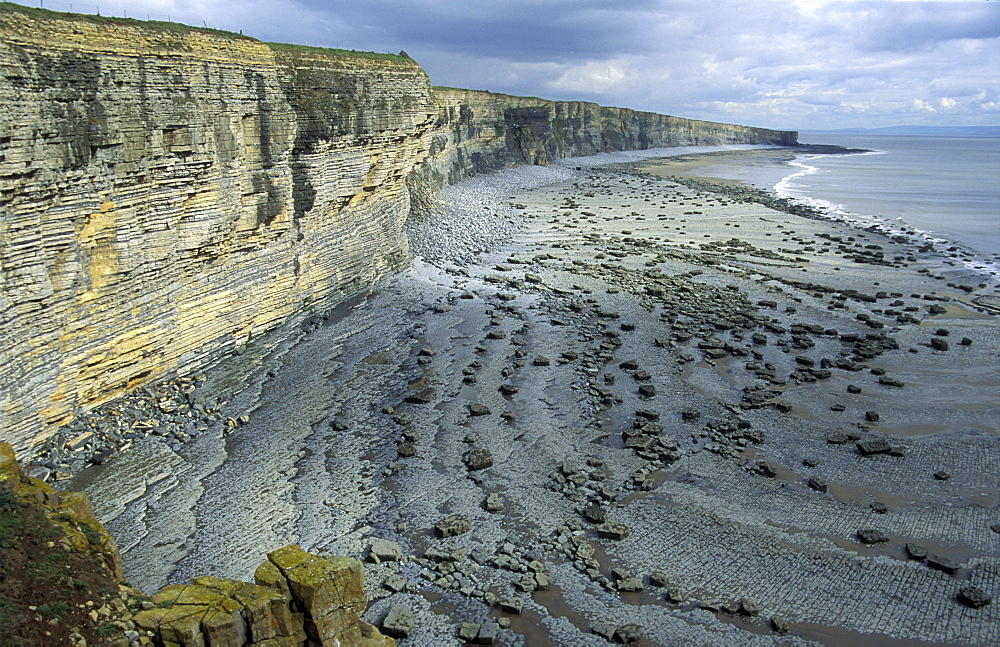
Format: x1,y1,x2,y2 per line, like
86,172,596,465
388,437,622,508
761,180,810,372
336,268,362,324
31,0,1000,130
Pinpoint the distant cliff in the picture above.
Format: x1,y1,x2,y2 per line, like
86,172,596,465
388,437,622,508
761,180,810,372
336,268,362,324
0,3,797,454
417,87,796,188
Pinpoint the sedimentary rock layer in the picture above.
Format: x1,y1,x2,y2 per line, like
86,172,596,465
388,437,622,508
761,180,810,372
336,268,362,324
415,87,797,188
0,9,435,453
0,7,796,455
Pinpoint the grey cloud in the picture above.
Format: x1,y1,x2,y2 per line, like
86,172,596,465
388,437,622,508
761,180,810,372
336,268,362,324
73,0,1000,129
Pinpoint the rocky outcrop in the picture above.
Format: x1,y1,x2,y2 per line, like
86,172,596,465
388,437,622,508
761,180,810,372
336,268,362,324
1,442,390,646
133,546,393,647
1,6,796,456
413,87,796,189
0,441,123,581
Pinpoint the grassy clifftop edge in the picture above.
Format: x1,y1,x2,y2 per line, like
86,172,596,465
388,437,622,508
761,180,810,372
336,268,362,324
0,1,413,65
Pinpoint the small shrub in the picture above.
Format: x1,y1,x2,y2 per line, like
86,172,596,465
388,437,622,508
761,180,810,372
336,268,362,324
80,523,102,547
0,487,16,511
37,601,71,618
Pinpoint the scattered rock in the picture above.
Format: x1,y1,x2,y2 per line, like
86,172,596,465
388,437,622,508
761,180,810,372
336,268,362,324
649,571,669,588
857,528,889,544
857,438,891,455
807,476,828,493
934,471,951,481
681,408,700,421
740,598,760,616
498,384,518,396
905,543,928,560
930,337,949,351
617,577,643,592
383,574,409,593
477,622,500,644
957,586,991,609
483,493,504,512
459,622,480,642
369,538,402,563
927,554,961,575
613,623,644,644
583,502,608,524
597,522,631,540
435,513,473,538
468,403,492,417
499,597,523,613
382,604,417,638
405,387,437,404
463,448,494,471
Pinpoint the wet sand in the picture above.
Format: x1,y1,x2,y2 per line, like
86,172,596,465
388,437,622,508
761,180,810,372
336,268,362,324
66,149,1000,645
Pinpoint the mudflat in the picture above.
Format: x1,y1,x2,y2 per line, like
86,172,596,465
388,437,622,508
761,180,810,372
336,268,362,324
69,151,999,645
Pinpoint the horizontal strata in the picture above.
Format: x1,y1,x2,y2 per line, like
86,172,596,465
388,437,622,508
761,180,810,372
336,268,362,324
0,5,796,455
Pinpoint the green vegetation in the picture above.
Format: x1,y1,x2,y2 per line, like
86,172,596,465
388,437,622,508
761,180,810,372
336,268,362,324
0,487,15,512
37,601,71,619
0,593,20,644
97,622,120,639
267,41,417,65
0,2,254,39
26,551,69,584
79,522,102,547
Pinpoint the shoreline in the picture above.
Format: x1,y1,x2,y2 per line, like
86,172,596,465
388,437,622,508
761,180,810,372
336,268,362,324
45,147,1000,644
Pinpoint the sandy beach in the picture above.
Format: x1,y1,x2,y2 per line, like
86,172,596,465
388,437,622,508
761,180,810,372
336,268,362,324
65,149,1000,645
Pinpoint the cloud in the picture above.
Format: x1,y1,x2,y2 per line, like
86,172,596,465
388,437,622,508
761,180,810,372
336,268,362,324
49,0,1000,129
549,61,628,94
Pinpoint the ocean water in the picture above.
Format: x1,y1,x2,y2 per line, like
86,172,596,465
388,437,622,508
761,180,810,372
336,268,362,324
683,134,1000,278
792,133,999,256
790,134,1000,276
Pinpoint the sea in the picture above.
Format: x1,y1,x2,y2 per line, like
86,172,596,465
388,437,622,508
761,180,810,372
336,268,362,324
692,132,1000,278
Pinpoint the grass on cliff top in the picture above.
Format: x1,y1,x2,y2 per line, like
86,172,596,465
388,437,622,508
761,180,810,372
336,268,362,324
267,42,418,66
0,1,253,39
1,3,417,65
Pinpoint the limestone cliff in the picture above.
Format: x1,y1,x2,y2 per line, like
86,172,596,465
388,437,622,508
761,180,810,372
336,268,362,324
0,6,436,454
1,5,796,455
415,87,797,189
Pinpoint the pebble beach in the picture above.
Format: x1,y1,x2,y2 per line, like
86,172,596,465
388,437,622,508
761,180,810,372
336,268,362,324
55,147,1000,645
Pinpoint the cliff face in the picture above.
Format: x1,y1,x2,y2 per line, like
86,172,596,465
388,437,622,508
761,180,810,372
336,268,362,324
416,87,797,188
1,8,796,455
0,9,436,454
